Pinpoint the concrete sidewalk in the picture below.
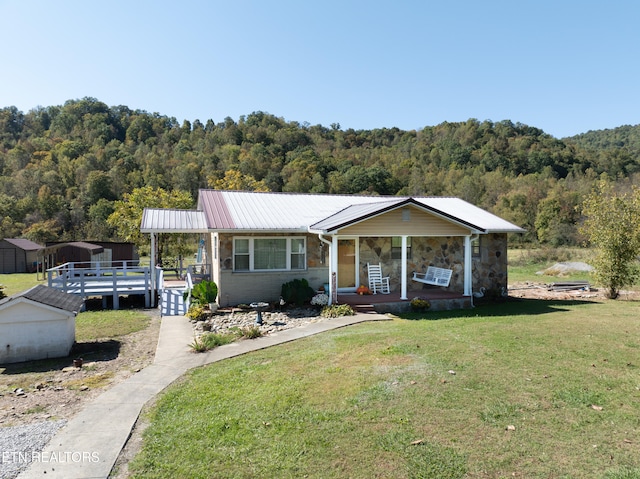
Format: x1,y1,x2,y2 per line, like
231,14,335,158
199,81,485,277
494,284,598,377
18,311,389,479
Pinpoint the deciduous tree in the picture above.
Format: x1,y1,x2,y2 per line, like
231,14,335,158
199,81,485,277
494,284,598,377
580,181,640,298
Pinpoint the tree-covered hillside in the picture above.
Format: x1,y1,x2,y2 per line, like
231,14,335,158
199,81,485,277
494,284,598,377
0,97,638,247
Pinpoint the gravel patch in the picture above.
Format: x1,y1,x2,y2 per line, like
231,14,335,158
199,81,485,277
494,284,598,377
0,420,66,479
192,307,327,337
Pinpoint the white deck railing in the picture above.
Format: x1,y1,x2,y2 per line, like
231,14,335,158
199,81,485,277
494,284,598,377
47,261,153,309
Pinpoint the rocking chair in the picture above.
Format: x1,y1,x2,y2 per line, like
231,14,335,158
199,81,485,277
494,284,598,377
367,263,390,294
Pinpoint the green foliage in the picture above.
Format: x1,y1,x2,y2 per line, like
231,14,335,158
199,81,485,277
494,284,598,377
239,325,263,339
410,297,431,312
0,284,6,300
188,280,218,306
320,303,355,318
107,186,194,256
185,304,208,321
3,98,640,248
281,278,314,306
580,181,640,298
189,332,237,352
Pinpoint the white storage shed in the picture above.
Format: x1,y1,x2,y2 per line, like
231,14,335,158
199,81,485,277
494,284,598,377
0,285,84,364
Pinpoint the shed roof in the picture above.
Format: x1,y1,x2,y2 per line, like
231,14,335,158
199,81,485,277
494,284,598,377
2,238,43,251
0,285,84,313
41,241,105,256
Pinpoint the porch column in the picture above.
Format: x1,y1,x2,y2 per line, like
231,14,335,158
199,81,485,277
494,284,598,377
463,235,472,296
150,232,157,307
400,235,408,300
330,235,339,305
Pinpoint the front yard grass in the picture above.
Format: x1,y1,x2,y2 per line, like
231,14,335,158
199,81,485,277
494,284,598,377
129,299,640,479
75,309,150,342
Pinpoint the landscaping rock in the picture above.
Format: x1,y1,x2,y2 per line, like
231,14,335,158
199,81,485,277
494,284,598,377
192,307,325,338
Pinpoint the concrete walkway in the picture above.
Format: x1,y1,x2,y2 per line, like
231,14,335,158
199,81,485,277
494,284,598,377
19,311,390,479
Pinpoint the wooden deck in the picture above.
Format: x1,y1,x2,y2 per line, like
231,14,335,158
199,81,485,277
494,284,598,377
47,261,155,310
338,289,472,313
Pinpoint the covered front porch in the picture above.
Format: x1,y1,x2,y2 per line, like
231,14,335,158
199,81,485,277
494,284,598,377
337,288,472,314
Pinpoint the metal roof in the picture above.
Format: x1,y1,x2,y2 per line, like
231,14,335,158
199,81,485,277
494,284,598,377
42,242,104,255
196,190,524,234
2,238,43,251
140,208,209,233
197,190,404,231
142,191,524,235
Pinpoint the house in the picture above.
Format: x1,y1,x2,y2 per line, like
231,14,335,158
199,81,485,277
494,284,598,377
0,285,84,364
141,190,524,310
0,238,43,273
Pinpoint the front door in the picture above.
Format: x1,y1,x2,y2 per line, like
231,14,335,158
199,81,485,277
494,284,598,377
337,239,357,290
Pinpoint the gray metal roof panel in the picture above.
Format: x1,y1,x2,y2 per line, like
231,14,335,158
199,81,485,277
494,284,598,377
154,191,525,235
198,190,393,230
415,198,525,233
2,238,44,250
309,198,408,232
141,209,208,233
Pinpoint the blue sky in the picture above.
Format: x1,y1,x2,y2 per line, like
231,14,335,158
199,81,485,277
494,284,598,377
1,0,638,138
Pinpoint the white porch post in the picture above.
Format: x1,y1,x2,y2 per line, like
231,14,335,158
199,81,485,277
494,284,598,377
464,235,472,296
400,235,408,300
330,235,339,305
150,232,157,307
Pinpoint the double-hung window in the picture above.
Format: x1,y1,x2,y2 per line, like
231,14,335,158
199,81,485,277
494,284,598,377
234,237,307,271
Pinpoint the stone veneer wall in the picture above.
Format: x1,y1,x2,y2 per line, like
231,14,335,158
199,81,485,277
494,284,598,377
214,232,508,305
472,233,508,292
358,233,508,294
358,236,465,293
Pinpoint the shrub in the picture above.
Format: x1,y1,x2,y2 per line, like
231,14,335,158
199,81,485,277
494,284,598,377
410,297,431,312
321,304,355,318
190,332,237,352
186,304,208,321
188,280,218,306
240,325,263,339
281,278,315,306
311,293,329,306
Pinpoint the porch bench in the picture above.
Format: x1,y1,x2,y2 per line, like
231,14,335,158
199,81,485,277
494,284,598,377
412,266,452,287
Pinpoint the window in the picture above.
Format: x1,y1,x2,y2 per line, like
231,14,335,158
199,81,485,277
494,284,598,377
233,237,307,271
234,238,250,270
472,237,481,257
391,236,411,260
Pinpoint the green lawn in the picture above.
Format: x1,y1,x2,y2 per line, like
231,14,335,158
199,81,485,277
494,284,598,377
129,299,640,479
0,273,40,296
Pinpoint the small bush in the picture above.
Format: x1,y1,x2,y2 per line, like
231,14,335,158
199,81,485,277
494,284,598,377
189,332,237,352
186,304,208,321
410,297,431,312
310,293,329,306
281,278,315,306
188,336,208,353
187,280,218,306
240,325,263,339
321,304,355,318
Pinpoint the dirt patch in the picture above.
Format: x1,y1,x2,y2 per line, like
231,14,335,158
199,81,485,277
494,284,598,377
508,281,640,301
0,310,161,428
